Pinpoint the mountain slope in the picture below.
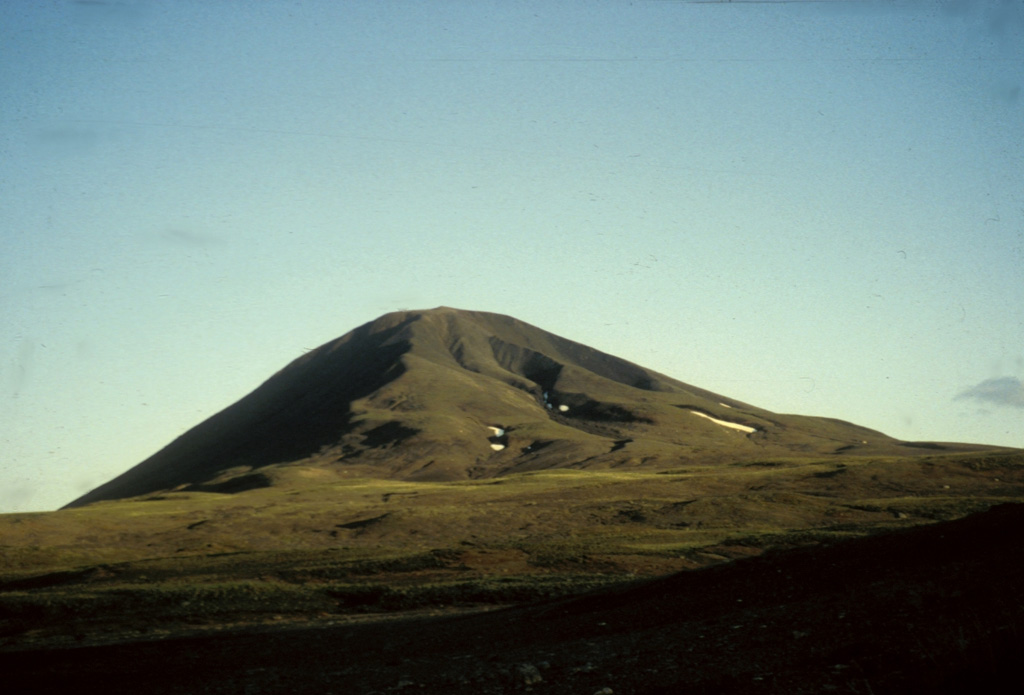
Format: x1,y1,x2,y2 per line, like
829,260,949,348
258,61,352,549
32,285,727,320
65,307,990,507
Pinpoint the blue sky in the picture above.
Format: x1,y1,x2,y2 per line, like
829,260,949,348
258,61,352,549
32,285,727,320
2,0,1022,512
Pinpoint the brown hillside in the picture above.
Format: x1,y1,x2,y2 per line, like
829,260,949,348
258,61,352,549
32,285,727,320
66,307,999,507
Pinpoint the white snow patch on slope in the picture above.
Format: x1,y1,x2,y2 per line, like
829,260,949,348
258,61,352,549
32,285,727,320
490,443,506,451
689,410,756,434
488,426,505,437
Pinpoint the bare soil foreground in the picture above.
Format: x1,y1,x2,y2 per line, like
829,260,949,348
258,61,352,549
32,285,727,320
4,503,1023,695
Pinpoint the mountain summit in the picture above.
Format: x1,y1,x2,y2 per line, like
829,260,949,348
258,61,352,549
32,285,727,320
66,307,970,507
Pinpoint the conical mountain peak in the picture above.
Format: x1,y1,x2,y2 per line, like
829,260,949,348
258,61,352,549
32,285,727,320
66,308,980,508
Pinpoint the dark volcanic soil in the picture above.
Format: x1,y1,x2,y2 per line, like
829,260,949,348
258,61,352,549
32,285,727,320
5,504,1024,694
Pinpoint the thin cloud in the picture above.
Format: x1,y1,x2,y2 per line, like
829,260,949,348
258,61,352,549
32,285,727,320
955,376,1024,409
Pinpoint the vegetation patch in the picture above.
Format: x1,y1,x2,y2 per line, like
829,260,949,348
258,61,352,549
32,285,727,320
2,452,1022,648
361,422,420,449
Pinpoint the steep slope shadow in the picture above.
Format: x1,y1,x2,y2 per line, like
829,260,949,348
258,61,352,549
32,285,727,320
485,336,657,438
486,333,659,394
66,314,420,507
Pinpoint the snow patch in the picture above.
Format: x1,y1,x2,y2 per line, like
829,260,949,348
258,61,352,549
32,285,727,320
719,403,732,409
689,410,757,434
542,390,568,412
486,425,507,451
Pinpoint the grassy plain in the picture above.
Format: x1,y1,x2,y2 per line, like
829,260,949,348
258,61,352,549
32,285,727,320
2,449,1021,648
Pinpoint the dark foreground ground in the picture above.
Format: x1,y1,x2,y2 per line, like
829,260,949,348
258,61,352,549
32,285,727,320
4,504,1024,695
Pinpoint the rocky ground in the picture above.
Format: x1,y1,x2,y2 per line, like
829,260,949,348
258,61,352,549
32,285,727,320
4,504,1024,694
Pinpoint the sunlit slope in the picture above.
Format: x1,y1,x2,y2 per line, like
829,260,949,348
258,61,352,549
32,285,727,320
65,307,999,507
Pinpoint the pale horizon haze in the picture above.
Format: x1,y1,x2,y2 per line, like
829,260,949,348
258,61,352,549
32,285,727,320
2,0,1022,513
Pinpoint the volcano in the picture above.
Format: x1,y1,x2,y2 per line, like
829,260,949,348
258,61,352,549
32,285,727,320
66,307,983,507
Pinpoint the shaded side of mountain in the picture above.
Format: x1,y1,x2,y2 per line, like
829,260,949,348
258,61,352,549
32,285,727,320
66,312,420,507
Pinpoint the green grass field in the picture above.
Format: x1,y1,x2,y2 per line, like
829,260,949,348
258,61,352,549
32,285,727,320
2,449,1022,647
